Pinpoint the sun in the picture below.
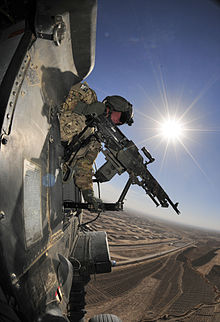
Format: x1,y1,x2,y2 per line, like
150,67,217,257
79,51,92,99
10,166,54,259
135,64,218,178
159,118,184,142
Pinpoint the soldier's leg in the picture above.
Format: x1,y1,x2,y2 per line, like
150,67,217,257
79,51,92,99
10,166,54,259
74,139,101,191
74,158,94,191
74,140,102,209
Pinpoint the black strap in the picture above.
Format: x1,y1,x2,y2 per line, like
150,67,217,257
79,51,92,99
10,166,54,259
63,117,95,163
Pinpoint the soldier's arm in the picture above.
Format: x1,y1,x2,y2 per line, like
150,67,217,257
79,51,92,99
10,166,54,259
74,101,106,116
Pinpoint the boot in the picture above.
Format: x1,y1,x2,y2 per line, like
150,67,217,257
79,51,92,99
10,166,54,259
82,189,103,211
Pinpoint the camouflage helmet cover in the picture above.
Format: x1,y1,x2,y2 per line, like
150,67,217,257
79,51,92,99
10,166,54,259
103,95,134,125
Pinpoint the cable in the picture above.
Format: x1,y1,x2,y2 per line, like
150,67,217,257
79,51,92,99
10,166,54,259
78,211,101,230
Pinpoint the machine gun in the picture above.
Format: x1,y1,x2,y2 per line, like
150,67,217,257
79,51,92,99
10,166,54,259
63,114,180,215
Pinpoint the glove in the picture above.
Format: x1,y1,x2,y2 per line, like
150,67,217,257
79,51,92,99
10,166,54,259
82,189,103,211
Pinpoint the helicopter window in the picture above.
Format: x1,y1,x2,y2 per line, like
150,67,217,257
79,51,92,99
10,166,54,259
23,159,43,248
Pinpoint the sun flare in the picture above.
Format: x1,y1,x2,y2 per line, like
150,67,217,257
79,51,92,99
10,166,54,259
159,118,184,142
136,64,219,178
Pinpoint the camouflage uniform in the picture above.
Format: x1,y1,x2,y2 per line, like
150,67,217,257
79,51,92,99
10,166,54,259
59,82,103,191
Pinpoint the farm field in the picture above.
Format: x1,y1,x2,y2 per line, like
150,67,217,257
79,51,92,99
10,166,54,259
82,211,220,321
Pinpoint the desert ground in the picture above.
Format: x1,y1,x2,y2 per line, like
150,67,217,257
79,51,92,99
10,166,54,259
82,210,220,321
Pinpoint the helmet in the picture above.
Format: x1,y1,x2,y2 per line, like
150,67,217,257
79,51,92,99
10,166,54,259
102,95,134,126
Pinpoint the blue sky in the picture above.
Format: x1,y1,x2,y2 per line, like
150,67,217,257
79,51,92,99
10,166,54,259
86,0,220,230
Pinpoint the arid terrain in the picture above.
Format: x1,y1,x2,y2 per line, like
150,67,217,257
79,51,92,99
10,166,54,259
82,211,220,321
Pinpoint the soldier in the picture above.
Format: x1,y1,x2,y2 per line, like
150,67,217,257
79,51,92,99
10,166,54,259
59,82,133,210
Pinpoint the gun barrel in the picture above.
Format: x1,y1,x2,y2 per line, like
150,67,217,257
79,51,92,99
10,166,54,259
142,169,180,215
166,197,180,215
